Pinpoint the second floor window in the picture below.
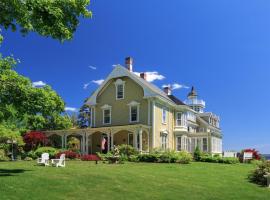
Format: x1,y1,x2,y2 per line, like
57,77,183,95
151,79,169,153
130,106,139,122
103,109,111,124
128,101,140,123
176,112,187,127
162,108,167,124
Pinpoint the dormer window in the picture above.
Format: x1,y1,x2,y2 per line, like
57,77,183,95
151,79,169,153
128,101,140,123
114,79,125,100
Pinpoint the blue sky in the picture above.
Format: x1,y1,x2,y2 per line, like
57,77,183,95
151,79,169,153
1,0,270,153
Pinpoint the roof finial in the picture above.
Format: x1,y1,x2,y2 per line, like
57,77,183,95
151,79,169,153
188,86,197,98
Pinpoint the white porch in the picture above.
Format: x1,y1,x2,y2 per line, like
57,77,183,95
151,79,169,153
45,124,151,155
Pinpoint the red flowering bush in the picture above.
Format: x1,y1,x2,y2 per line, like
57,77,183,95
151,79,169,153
56,150,80,159
81,154,101,161
23,131,48,151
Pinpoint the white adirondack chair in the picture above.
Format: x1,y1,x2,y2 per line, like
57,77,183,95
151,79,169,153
51,154,66,167
37,153,50,166
264,173,270,188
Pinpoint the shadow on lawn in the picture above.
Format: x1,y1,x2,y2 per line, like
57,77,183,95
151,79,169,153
0,169,31,177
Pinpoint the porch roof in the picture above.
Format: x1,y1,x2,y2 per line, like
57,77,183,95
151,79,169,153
44,124,151,136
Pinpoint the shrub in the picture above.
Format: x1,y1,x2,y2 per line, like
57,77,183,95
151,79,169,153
177,151,193,164
23,131,47,151
24,157,33,161
34,147,59,158
67,137,80,152
56,150,80,159
249,161,270,186
26,150,38,159
193,146,202,161
0,149,9,161
129,155,139,162
200,154,239,164
81,154,100,161
138,153,160,162
118,144,138,157
222,157,239,164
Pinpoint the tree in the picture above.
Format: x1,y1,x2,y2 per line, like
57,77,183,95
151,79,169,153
77,103,91,128
0,0,91,42
23,131,47,151
0,54,72,131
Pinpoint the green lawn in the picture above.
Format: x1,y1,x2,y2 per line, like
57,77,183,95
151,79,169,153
0,161,269,200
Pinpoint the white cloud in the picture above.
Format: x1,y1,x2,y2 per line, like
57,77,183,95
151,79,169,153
65,107,78,112
92,79,104,85
162,83,189,90
134,71,165,82
88,66,96,70
32,81,46,87
83,82,90,89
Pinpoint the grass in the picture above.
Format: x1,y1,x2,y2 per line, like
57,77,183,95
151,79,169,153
0,161,269,200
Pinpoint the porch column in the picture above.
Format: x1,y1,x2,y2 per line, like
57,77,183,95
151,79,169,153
111,133,114,150
64,134,68,149
61,135,64,149
85,133,89,154
134,131,137,150
106,133,110,152
147,130,150,152
139,129,143,153
82,134,86,155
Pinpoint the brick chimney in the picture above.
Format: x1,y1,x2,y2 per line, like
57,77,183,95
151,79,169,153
140,72,147,80
125,57,133,72
163,86,172,95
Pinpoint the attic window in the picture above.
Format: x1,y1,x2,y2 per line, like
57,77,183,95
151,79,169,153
114,79,125,100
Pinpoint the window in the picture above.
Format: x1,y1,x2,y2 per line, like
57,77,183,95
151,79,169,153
176,137,182,151
162,108,167,124
161,134,168,150
117,84,124,99
128,101,140,123
128,133,134,147
203,138,208,152
130,106,138,122
101,104,112,125
176,112,187,127
114,79,125,100
103,109,111,124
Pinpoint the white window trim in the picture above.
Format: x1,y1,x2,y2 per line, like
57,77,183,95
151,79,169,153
162,107,167,124
101,104,112,125
114,79,125,100
128,101,140,123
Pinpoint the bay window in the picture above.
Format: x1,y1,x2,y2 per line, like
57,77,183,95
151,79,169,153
176,112,187,127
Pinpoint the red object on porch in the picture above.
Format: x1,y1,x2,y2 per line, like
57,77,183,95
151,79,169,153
81,154,101,161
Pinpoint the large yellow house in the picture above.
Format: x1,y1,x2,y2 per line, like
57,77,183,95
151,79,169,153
46,57,222,155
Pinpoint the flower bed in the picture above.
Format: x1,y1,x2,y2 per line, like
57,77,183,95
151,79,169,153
55,150,80,159
81,154,101,161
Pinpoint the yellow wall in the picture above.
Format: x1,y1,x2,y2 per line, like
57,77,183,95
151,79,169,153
153,102,175,150
94,77,149,127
